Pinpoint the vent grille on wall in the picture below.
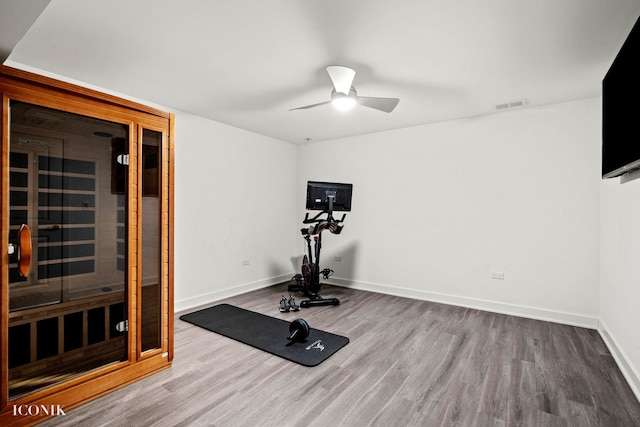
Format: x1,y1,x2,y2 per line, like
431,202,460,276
496,98,529,110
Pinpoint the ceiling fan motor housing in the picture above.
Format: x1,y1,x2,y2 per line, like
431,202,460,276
331,87,357,100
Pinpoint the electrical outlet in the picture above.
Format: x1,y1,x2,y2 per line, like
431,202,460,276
242,259,250,266
491,271,505,280
334,256,342,262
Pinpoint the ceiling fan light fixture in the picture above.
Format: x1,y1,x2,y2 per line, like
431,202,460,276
332,95,356,111
331,88,357,111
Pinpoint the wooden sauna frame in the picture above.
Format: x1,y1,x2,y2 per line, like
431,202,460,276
0,65,174,426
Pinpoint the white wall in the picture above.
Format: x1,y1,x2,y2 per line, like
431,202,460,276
297,98,601,326
173,112,298,311
600,171,640,398
167,97,640,400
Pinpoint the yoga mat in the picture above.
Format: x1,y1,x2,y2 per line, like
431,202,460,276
179,304,349,367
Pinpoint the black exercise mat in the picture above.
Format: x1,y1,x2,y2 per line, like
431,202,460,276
179,304,349,367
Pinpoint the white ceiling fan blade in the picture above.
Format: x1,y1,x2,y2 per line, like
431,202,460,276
289,100,331,111
357,96,400,113
326,66,356,95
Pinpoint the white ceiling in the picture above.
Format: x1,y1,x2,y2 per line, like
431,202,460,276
2,0,640,144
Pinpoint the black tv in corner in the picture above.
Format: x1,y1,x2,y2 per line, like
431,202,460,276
602,15,640,178
306,181,353,212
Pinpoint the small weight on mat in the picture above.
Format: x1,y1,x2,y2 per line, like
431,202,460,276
287,318,310,342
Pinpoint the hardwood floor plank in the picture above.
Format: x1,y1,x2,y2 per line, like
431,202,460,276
38,284,640,426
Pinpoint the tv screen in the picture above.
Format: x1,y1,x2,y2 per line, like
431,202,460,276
306,181,352,212
602,15,640,178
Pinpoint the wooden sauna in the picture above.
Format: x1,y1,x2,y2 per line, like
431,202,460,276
0,65,174,426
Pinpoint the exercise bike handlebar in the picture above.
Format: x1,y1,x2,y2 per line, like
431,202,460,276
302,221,344,236
303,211,346,224
301,211,346,236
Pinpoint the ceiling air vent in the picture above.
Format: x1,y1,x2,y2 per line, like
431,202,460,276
496,98,528,111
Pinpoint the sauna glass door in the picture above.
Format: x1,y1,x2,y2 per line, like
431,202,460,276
7,101,129,398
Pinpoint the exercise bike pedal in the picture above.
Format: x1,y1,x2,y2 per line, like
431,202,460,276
288,274,305,292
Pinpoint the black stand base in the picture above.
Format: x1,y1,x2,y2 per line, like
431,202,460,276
300,298,340,308
287,275,340,308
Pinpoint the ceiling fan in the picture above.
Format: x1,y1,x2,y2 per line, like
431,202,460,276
290,65,399,113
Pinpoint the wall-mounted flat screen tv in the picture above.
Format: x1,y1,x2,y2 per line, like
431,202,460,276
602,15,640,178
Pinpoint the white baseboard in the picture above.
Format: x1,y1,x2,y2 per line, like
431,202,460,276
327,277,600,329
598,320,640,402
174,273,291,314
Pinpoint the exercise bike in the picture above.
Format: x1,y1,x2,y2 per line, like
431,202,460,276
289,181,352,308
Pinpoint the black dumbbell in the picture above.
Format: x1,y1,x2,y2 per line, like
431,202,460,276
287,318,310,342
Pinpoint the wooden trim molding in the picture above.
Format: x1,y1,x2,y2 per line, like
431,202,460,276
0,65,170,119
1,94,10,412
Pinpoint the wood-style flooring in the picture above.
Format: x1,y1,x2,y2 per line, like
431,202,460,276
38,284,640,426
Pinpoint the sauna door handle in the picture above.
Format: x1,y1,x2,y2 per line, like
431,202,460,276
17,224,32,278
